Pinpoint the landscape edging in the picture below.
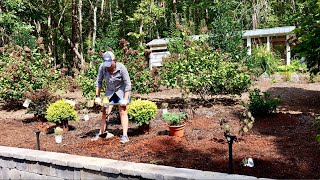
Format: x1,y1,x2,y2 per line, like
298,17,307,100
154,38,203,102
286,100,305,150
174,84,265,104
0,145,267,179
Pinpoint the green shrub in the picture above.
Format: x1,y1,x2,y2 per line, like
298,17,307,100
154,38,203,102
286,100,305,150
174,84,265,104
160,40,251,100
245,88,281,116
46,99,79,123
75,57,101,99
127,99,158,126
24,89,59,118
0,44,66,102
245,45,280,76
276,59,307,74
163,112,187,126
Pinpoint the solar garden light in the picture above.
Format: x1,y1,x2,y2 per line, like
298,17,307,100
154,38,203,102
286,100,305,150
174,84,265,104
34,129,41,150
224,132,236,174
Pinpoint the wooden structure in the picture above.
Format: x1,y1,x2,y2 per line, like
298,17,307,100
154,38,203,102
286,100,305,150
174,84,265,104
146,39,170,70
243,26,295,65
146,26,296,68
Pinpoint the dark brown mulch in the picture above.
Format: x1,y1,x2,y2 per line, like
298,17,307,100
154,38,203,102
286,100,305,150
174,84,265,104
0,81,320,179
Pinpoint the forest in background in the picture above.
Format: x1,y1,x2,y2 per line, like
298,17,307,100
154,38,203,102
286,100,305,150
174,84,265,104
0,0,319,104
1,0,319,71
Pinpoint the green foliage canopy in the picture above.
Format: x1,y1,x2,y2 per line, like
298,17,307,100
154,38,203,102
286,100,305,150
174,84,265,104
160,40,251,100
293,0,320,73
46,99,79,123
127,99,158,126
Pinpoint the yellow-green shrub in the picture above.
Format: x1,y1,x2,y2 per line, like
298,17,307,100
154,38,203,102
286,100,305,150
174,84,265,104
128,99,158,126
46,99,79,123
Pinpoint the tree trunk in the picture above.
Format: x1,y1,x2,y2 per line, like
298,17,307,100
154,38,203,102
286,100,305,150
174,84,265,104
205,8,209,28
34,20,41,37
47,5,53,59
139,20,144,46
173,0,179,26
291,0,296,13
78,0,84,68
109,0,113,22
72,0,79,69
57,121,69,132
51,1,59,67
252,0,257,29
93,3,97,52
53,29,58,67
101,0,105,16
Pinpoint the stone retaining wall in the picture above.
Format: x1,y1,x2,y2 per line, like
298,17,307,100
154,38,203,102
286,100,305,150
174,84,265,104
0,146,266,179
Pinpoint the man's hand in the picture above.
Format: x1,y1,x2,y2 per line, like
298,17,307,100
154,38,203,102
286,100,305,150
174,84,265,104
120,99,128,106
94,97,101,104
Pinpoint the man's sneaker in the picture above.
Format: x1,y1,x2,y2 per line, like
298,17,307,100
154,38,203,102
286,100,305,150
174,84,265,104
120,135,129,143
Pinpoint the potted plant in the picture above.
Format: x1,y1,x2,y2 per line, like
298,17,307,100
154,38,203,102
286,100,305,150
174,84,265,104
163,112,187,137
45,99,79,131
128,99,158,134
54,127,63,143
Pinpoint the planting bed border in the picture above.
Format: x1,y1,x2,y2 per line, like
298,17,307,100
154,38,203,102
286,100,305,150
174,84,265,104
0,146,270,179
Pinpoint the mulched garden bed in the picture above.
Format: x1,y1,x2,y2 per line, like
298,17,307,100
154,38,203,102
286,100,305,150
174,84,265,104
0,81,320,179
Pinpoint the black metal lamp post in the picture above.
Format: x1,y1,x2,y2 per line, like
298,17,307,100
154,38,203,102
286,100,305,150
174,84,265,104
224,132,236,174
34,129,41,150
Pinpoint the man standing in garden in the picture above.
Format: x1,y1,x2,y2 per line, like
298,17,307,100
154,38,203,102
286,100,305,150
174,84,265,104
94,51,131,143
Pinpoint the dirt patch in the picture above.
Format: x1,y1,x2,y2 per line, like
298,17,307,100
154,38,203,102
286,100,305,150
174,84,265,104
0,80,320,179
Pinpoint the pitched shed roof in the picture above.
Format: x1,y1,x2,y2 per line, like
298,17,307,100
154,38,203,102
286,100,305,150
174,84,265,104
243,26,295,38
146,39,168,46
146,26,296,46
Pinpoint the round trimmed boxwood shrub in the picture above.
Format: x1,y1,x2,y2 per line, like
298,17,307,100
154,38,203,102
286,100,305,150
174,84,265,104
127,99,158,126
46,99,79,124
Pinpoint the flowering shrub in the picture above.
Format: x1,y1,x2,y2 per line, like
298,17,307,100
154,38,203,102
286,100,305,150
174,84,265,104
128,99,158,126
119,39,159,94
0,44,66,102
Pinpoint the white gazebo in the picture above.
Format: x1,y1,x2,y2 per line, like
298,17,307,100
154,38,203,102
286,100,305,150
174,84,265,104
243,26,295,65
146,26,296,68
